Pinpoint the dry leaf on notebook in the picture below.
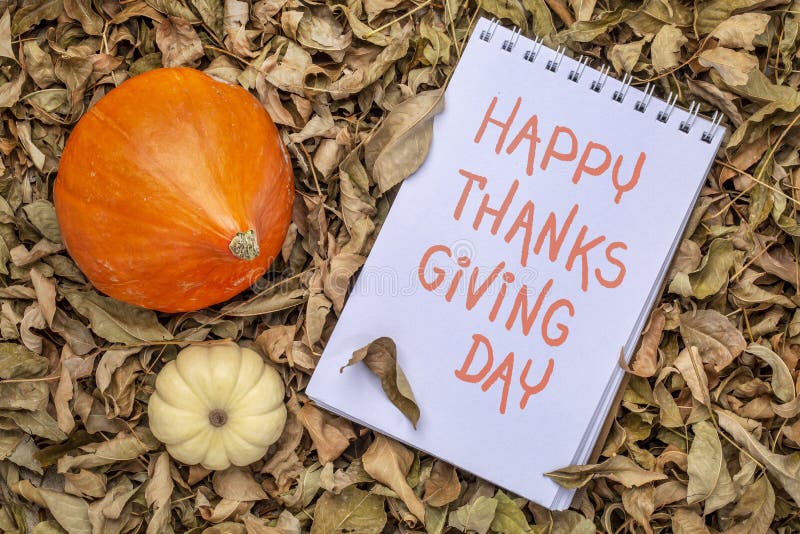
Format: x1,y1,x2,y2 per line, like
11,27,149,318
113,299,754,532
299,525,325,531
341,337,420,428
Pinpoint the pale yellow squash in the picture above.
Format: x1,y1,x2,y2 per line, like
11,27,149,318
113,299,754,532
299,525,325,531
148,343,287,470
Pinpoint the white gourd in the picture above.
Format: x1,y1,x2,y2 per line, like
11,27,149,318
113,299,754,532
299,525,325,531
148,343,286,470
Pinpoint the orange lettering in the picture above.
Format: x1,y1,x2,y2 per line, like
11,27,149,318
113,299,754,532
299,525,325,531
541,299,574,347
534,204,579,262
474,179,519,234
572,141,612,184
466,262,505,310
596,242,628,288
505,279,553,336
612,152,645,204
519,358,555,409
418,244,451,291
540,126,578,171
565,225,606,291
455,169,487,220
481,351,515,414
474,96,521,153
506,114,541,176
504,200,534,267
455,334,493,383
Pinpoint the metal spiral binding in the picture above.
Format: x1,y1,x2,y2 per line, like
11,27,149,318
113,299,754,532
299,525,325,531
502,27,521,52
479,18,499,42
612,73,633,103
523,37,544,63
478,21,723,143
656,92,678,123
568,56,589,82
702,112,723,143
634,83,654,113
679,102,700,133
590,65,610,93
546,46,566,72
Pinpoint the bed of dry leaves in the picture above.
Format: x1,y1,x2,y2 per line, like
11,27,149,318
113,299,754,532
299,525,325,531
0,0,798,532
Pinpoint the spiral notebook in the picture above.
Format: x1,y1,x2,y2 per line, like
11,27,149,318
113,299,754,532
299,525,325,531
307,18,724,509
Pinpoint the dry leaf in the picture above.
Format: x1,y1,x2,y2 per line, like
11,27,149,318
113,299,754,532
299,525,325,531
310,486,386,534
342,337,420,428
362,435,425,521
679,309,745,372
698,47,759,86
364,89,444,193
156,17,205,68
423,460,461,507
298,403,356,465
546,455,667,489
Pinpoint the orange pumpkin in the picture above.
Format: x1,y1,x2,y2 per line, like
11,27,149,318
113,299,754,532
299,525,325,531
54,68,294,312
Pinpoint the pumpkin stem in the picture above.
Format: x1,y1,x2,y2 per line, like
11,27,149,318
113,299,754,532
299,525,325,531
229,229,260,260
208,409,228,427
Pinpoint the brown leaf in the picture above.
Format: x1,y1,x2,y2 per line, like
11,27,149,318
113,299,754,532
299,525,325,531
298,403,356,465
546,455,667,489
423,460,461,507
12,480,91,534
310,486,386,534
341,337,420,428
651,25,687,72
223,0,255,58
145,452,173,534
674,347,711,406
744,343,795,402
213,466,269,501
686,420,736,513
364,89,444,193
711,13,770,50
362,435,425,521
155,17,204,67
671,508,709,534
0,342,48,378
680,309,745,372
699,48,759,86
631,308,665,377
718,409,800,506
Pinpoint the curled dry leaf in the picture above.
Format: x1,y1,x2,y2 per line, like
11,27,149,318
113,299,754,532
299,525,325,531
342,337,420,428
546,455,667,489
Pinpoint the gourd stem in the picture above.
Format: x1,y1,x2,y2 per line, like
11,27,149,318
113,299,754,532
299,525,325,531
229,229,259,260
209,409,228,427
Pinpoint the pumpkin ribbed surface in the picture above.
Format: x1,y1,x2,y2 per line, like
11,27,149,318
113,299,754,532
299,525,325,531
54,67,294,312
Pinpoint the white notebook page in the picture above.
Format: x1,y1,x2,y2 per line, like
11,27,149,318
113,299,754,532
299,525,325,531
307,17,724,509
